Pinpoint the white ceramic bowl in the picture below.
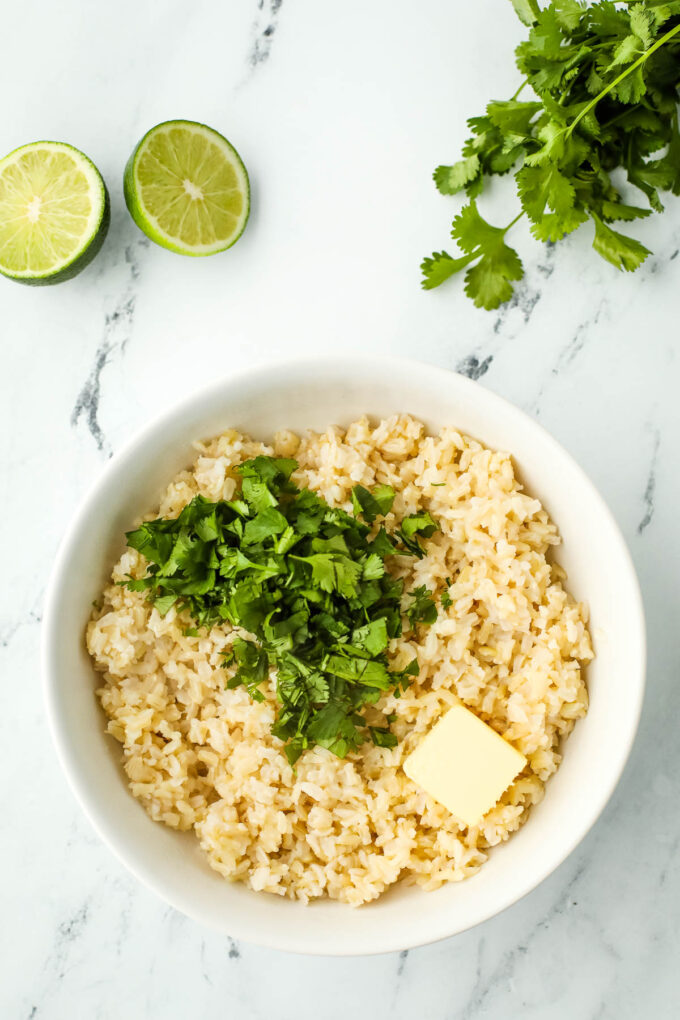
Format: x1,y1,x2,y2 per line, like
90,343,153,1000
43,357,645,955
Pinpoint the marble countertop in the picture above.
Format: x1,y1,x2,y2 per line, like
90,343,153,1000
2,0,679,1017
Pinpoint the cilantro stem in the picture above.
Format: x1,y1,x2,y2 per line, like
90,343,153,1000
504,211,524,233
511,79,528,101
566,22,680,138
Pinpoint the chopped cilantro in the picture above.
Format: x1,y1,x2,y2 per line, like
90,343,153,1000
125,459,439,763
398,511,439,558
405,585,438,628
369,726,399,749
351,483,395,523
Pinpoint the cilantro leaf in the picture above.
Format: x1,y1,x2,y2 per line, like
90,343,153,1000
351,483,395,523
226,638,269,702
608,33,644,70
392,657,420,695
362,552,385,580
323,654,393,689
369,527,397,558
510,0,540,27
451,201,524,310
307,704,362,758
463,242,523,309
433,155,481,195
236,456,297,486
292,552,363,597
351,617,389,656
369,726,398,749
405,585,438,628
398,510,439,556
237,456,297,512
371,484,396,515
592,216,651,271
242,506,288,545
517,165,574,225
486,100,542,136
599,201,652,223
421,250,477,290
399,511,438,541
629,5,659,48
154,594,178,616
552,0,586,33
517,163,590,241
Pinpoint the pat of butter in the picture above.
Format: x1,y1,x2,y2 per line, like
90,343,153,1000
403,704,526,827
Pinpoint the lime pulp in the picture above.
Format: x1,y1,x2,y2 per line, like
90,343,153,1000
0,140,108,284
123,120,250,256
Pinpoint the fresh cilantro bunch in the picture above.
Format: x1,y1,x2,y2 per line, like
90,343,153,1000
422,0,680,309
125,457,440,764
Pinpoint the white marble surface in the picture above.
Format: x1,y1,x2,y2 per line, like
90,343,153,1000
1,0,679,1016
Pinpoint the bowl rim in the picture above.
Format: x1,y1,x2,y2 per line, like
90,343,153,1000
42,354,646,955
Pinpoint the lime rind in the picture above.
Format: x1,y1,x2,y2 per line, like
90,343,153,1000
123,120,250,257
0,140,109,284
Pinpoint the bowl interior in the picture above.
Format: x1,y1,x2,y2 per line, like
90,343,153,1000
44,358,644,955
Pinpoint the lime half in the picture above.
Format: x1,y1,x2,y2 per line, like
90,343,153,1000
124,120,250,256
0,141,109,285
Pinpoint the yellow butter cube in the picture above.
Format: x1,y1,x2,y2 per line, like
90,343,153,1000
403,704,526,827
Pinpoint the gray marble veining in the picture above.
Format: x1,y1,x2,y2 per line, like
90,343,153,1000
248,0,284,69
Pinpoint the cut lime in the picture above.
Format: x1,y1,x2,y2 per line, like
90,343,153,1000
124,120,250,256
0,141,109,285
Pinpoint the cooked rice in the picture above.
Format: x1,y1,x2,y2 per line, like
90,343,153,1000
87,416,592,906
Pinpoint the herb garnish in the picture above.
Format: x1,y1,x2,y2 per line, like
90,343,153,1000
125,457,440,764
405,585,439,627
422,0,680,309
